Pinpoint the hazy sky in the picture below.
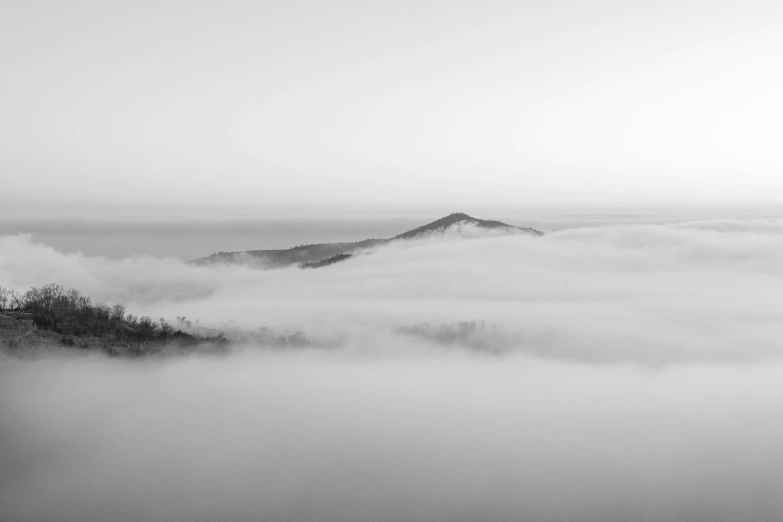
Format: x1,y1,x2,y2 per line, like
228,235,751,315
2,0,782,208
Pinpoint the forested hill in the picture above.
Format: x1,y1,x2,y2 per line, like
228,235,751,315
192,212,543,269
0,284,227,356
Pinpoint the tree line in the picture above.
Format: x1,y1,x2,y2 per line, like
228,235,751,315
0,283,215,345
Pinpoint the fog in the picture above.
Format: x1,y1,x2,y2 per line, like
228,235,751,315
3,219,783,364
3,216,783,521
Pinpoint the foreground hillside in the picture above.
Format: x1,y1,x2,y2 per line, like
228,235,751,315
193,212,542,268
0,284,227,356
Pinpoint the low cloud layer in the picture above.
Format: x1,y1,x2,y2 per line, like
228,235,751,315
2,220,783,364
2,218,783,521
3,352,783,522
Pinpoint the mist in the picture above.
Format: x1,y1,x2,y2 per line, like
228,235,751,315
3,215,783,521
3,217,783,364
4,351,783,522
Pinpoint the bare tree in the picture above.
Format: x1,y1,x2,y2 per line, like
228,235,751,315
9,290,25,310
111,304,126,323
137,316,158,340
159,317,173,337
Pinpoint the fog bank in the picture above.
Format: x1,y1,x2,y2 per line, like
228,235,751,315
2,217,783,520
2,219,783,364
2,351,783,522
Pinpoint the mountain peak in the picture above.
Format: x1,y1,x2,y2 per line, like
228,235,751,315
392,212,539,240
192,212,542,268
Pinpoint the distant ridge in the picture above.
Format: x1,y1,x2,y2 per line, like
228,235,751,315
192,213,542,269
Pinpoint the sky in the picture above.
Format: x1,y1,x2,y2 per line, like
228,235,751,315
2,0,783,208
